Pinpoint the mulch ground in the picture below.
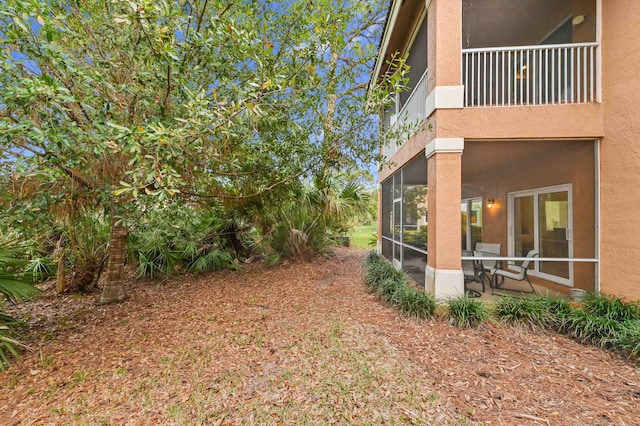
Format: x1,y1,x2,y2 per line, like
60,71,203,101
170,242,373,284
1,248,639,425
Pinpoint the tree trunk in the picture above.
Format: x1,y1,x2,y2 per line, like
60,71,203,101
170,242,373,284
54,234,67,293
99,220,128,304
56,255,66,293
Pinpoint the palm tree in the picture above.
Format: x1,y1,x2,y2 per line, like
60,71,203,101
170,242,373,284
0,242,39,369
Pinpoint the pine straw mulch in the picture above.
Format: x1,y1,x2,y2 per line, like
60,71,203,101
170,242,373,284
1,247,639,425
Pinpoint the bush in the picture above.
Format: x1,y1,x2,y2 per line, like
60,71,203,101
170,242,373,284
558,293,640,352
129,205,242,278
447,295,490,328
364,252,640,359
559,308,624,348
583,293,640,322
617,320,640,357
363,252,435,319
493,296,554,330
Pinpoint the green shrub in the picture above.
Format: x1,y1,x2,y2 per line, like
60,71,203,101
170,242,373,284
396,288,437,319
363,252,435,319
559,308,624,348
583,293,640,322
616,320,640,357
24,256,56,282
494,296,553,330
530,295,572,329
364,253,404,293
556,294,640,354
129,205,241,278
447,296,490,328
365,251,382,265
379,278,402,304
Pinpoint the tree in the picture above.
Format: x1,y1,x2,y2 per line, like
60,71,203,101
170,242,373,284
0,0,403,302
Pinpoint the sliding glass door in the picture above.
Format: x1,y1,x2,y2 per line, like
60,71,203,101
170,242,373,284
509,185,572,285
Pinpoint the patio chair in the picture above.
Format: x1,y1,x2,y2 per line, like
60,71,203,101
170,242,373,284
462,250,484,297
490,249,539,295
474,242,501,285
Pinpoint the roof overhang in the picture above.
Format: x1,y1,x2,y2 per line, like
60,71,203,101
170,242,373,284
369,0,430,91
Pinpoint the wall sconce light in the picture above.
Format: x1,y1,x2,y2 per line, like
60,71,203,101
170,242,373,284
486,198,495,208
572,15,586,26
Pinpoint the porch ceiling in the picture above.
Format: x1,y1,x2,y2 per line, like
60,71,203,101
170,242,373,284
461,139,595,185
376,0,424,79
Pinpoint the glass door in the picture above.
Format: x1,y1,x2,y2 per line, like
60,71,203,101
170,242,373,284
538,191,570,280
509,185,572,285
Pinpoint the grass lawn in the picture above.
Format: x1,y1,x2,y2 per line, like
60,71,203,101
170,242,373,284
349,225,376,249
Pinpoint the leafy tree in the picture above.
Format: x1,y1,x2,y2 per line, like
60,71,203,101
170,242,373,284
0,0,403,302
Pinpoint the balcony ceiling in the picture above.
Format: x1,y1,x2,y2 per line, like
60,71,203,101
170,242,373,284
463,0,593,48
376,0,424,80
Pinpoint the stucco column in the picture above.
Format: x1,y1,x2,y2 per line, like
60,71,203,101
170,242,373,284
428,0,462,90
425,138,464,299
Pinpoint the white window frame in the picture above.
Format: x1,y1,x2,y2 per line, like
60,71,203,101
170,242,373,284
507,184,573,286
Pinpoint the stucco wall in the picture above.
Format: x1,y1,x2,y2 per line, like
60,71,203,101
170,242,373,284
600,0,640,301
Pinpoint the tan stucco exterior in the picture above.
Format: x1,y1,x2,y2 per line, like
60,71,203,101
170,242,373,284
599,0,640,301
375,0,640,301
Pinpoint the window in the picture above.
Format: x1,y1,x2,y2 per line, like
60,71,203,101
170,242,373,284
461,198,483,251
508,184,572,285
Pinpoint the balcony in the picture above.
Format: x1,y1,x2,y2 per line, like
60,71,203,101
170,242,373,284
382,69,428,161
462,43,598,107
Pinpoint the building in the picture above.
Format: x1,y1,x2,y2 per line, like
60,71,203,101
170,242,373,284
372,0,640,301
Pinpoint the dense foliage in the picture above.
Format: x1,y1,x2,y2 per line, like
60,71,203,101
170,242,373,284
0,0,405,366
0,0,403,290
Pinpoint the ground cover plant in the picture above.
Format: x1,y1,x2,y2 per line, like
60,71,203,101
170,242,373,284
363,251,436,319
364,252,640,360
559,293,640,356
446,295,490,328
493,295,556,330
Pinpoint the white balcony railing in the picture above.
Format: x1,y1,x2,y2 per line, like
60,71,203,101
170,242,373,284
382,69,429,161
462,43,598,107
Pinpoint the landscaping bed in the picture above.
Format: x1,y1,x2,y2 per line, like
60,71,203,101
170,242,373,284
1,248,639,425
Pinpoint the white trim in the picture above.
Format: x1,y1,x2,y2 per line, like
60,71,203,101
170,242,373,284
594,139,600,292
376,240,382,255
425,138,464,159
381,235,428,256
425,85,465,117
425,265,464,300
507,183,574,286
596,0,602,102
